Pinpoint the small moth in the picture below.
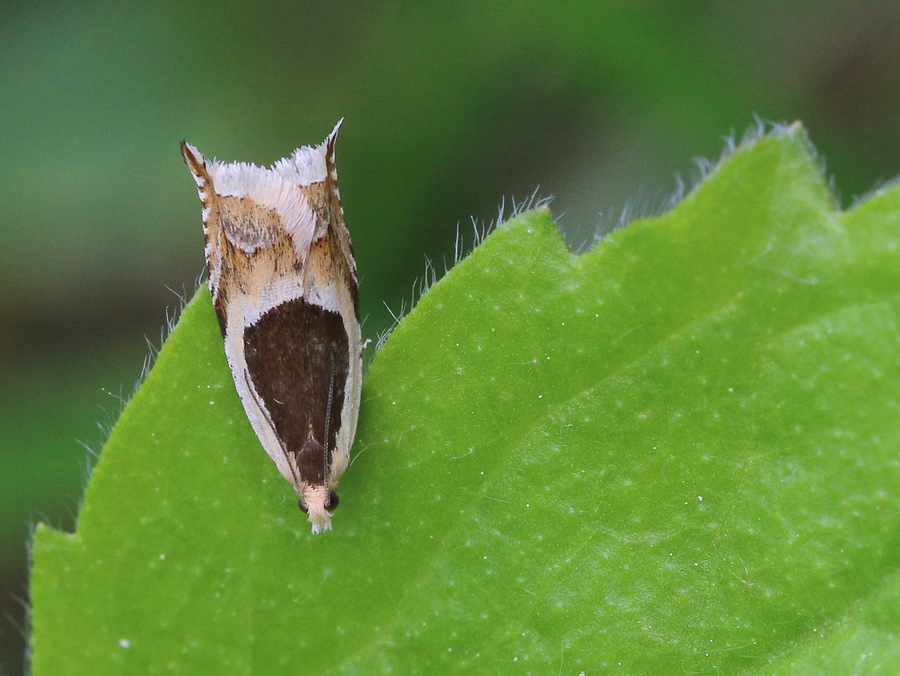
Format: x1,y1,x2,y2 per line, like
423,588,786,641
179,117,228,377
181,121,362,533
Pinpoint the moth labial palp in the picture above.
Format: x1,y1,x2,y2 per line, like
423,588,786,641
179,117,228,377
181,120,363,534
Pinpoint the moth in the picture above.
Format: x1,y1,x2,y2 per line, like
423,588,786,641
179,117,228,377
181,121,362,533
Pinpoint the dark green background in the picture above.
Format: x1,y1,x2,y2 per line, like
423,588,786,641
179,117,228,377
2,2,899,672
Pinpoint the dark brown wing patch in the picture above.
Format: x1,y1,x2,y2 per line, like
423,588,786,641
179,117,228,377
242,299,349,482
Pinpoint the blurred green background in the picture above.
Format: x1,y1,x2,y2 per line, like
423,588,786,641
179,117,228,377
2,1,899,671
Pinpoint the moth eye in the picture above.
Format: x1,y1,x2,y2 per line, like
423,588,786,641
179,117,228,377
326,491,340,511
298,499,309,514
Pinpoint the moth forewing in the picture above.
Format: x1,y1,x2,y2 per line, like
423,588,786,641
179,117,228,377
181,121,362,534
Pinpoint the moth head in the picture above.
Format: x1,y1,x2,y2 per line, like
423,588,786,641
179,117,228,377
299,485,339,534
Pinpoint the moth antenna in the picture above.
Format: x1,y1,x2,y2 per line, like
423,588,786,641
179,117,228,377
324,352,336,477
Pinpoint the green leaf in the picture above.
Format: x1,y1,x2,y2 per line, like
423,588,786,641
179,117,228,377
30,125,900,673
